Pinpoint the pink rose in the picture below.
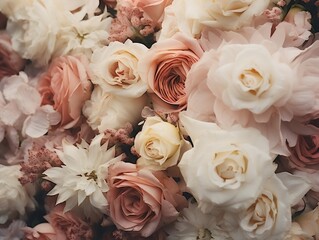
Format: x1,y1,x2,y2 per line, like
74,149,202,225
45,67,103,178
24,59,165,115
134,0,172,23
107,162,187,237
288,135,319,173
0,32,25,80
38,55,92,129
139,33,203,113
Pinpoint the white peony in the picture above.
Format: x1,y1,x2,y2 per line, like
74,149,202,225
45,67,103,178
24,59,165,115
83,86,149,132
159,0,270,39
90,40,148,98
134,116,190,171
4,0,59,66
43,134,124,217
0,165,35,224
178,113,275,212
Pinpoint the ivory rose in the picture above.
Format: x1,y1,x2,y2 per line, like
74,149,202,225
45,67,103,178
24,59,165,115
90,40,148,97
139,33,203,113
0,32,25,80
178,113,275,212
134,116,189,170
38,55,92,129
224,173,310,240
107,162,187,237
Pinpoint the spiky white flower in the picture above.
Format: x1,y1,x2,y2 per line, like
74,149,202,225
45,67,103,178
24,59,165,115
43,134,124,216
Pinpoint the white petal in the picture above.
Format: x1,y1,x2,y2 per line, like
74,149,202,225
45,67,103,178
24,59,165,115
22,111,50,138
277,172,311,206
15,85,41,115
0,102,21,126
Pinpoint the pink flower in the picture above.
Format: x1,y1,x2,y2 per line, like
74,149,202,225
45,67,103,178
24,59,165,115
45,205,93,240
38,55,92,129
23,223,62,240
0,32,25,80
132,0,172,23
139,33,203,113
287,134,319,173
107,162,187,237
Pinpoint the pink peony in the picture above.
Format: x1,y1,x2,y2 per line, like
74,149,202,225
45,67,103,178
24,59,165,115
38,55,92,129
0,32,25,80
139,33,203,113
107,162,187,237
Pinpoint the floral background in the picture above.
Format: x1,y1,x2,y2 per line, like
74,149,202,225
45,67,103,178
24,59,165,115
0,0,319,239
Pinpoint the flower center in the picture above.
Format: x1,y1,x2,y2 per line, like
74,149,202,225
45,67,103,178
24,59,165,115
197,228,212,240
145,140,162,159
239,68,264,96
84,170,98,182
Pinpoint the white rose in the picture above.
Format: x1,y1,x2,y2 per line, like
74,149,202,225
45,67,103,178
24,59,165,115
134,116,190,171
90,40,148,98
224,173,310,240
209,44,294,115
83,86,149,132
178,113,275,212
0,165,35,224
5,0,59,66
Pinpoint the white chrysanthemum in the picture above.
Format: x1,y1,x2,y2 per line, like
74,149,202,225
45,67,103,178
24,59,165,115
0,165,35,224
43,134,124,215
166,199,231,240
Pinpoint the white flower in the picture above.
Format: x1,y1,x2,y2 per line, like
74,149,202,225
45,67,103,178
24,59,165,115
90,40,148,98
5,0,59,66
166,199,231,240
83,86,149,132
178,113,275,212
0,72,61,139
0,165,35,224
159,0,270,39
53,10,112,59
43,134,124,216
224,173,310,240
134,116,190,171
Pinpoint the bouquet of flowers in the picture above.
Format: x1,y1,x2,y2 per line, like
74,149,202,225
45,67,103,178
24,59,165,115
0,0,319,239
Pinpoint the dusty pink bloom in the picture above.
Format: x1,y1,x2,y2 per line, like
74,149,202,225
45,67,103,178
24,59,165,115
45,205,93,240
19,143,62,185
139,33,203,113
0,32,25,80
23,223,63,240
109,4,155,43
104,123,134,146
263,7,282,22
107,162,187,237
38,55,92,129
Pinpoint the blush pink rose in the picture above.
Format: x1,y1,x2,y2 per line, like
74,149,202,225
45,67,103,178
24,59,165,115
288,134,319,173
139,33,203,113
107,162,187,237
0,32,25,80
38,55,92,129
134,0,172,23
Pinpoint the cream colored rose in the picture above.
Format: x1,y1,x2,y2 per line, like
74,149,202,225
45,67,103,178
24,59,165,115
135,116,188,171
83,86,149,132
90,40,148,98
178,113,275,212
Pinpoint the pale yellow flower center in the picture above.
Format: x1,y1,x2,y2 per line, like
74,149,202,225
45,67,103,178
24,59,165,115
197,228,212,240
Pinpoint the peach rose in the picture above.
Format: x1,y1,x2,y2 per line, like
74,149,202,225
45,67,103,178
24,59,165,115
139,33,203,113
38,55,92,129
134,0,172,23
23,223,64,240
0,32,25,80
107,162,187,237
